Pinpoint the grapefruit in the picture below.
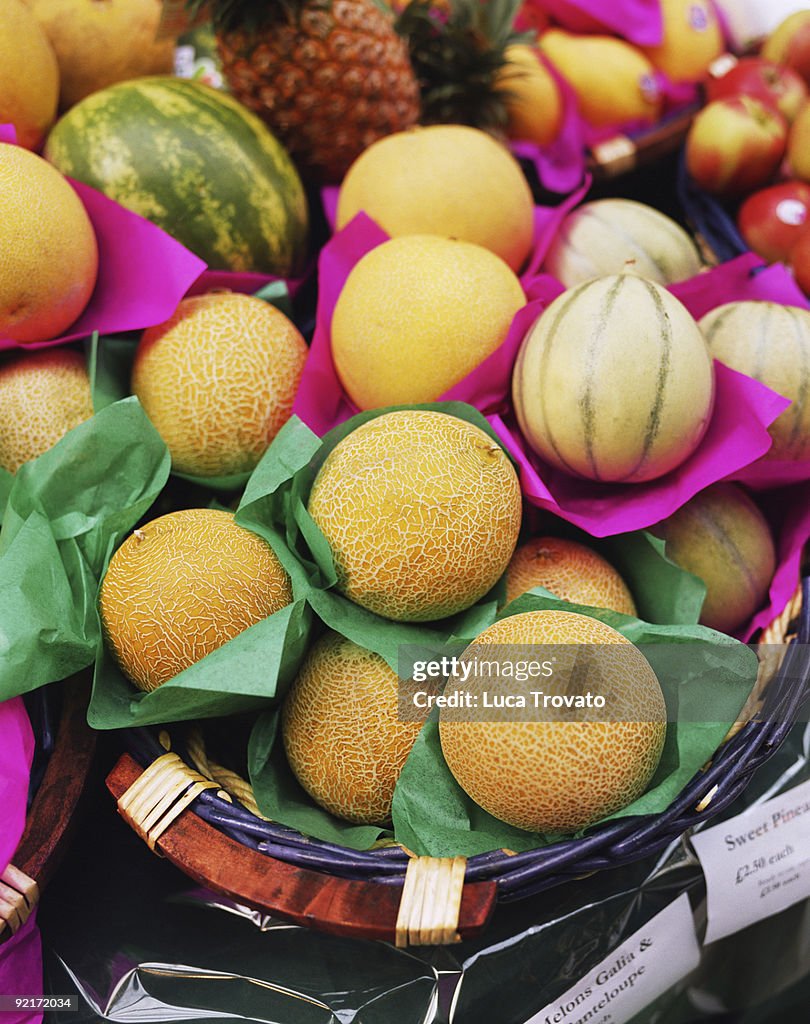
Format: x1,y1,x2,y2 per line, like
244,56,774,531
439,610,667,833
0,349,93,473
99,508,293,691
28,0,175,111
282,632,422,825
331,235,525,409
505,537,637,615
307,410,522,622
336,124,535,272
651,483,775,634
0,0,59,150
132,293,308,478
0,144,98,344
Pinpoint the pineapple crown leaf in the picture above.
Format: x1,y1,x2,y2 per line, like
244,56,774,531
182,0,306,32
396,0,532,133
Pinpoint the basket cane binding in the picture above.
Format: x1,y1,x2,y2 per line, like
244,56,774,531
109,580,810,945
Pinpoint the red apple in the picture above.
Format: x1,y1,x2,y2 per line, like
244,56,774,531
763,11,810,89
738,181,810,263
686,96,788,198
706,57,808,123
789,227,810,295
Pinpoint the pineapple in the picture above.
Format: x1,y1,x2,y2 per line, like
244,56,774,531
396,0,527,136
187,0,421,182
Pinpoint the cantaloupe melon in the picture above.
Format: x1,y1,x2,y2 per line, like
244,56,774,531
282,631,422,825
651,483,775,633
0,349,93,473
512,274,714,482
132,292,308,477
505,537,636,615
331,234,525,410
307,410,522,622
699,301,810,461
99,508,293,691
439,610,666,833
543,199,702,287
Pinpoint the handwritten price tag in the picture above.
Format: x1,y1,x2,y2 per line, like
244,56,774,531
692,775,810,944
525,895,700,1024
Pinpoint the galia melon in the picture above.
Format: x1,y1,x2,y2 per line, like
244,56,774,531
505,537,636,615
699,301,810,460
282,632,422,825
132,292,307,477
512,274,714,482
307,410,522,622
651,483,775,634
0,349,93,473
99,508,293,691
335,124,535,272
331,235,525,409
543,199,702,287
439,610,667,833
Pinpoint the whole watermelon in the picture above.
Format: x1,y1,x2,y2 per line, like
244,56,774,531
45,76,309,276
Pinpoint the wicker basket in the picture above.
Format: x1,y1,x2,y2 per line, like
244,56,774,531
1,673,95,945
106,579,810,947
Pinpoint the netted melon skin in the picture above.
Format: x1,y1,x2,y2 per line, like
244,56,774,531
307,410,522,622
282,632,422,825
0,349,93,473
439,611,667,834
99,508,293,691
505,537,636,615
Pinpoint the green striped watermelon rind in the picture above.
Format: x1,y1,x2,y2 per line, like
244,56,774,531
45,77,309,277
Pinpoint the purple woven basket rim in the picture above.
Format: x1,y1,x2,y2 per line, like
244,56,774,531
126,578,810,902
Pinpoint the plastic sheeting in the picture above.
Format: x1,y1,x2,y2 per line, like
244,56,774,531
39,725,810,1024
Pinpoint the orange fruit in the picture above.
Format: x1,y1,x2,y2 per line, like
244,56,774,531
99,508,293,691
282,631,422,825
331,235,525,410
0,144,98,344
336,124,535,272
497,44,564,147
0,0,58,150
307,410,522,622
505,537,636,615
132,293,308,478
28,0,175,111
0,348,93,473
439,610,667,833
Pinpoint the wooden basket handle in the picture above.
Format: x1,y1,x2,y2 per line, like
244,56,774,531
106,754,497,945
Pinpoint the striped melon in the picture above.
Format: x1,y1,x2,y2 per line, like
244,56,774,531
699,301,810,461
652,483,775,633
544,199,703,287
512,274,714,483
44,76,308,275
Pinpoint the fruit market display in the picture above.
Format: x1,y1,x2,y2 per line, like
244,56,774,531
4,0,810,970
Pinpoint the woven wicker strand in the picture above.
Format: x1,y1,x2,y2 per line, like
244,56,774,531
0,864,39,939
395,856,466,947
185,728,269,820
117,751,218,852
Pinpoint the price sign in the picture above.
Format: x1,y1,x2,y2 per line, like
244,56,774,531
692,776,810,944
525,894,700,1024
